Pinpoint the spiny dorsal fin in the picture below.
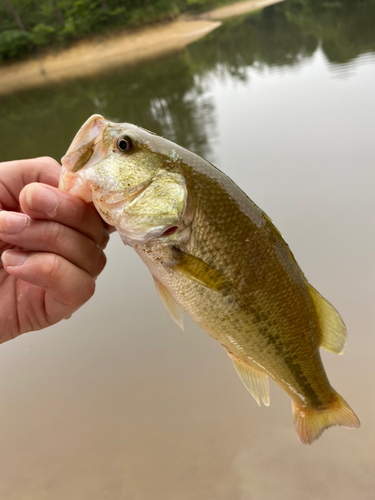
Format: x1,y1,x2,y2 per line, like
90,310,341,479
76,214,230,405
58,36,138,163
153,277,184,331
228,353,270,406
308,284,347,355
171,247,230,292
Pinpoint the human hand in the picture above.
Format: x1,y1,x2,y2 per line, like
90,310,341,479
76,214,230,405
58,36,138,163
0,157,109,343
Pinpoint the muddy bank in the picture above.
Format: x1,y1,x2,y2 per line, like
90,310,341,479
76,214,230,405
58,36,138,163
0,0,283,96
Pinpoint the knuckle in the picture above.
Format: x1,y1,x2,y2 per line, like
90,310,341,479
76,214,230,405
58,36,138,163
73,198,88,226
98,230,110,249
80,279,96,303
91,247,107,278
68,277,95,308
40,253,62,278
97,249,107,274
43,221,64,246
84,205,107,242
36,156,60,169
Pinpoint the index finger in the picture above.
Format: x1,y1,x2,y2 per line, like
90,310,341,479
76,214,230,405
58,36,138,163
0,157,61,210
19,183,110,249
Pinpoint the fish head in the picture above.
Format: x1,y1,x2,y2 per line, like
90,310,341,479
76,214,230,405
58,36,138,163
60,115,186,245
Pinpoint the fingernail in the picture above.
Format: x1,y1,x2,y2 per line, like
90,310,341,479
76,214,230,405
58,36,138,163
1,250,27,267
26,185,58,217
0,212,29,234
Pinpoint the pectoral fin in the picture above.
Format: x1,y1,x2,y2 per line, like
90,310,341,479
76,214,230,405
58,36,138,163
171,247,229,292
308,284,347,355
228,353,270,406
153,277,184,331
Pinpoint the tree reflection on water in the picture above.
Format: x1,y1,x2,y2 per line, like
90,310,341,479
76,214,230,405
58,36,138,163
0,0,374,162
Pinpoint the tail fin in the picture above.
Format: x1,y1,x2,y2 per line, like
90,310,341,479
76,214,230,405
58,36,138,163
292,391,360,445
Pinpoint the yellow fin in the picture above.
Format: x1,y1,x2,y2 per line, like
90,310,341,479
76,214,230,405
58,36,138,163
228,354,270,407
309,284,347,355
153,277,184,331
292,391,360,445
171,247,229,292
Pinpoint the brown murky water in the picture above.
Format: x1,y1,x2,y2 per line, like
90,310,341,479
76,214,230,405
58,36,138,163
0,2,374,499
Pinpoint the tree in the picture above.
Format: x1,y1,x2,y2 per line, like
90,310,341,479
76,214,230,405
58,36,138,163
2,0,25,31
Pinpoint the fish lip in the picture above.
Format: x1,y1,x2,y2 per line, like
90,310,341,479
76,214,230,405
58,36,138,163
59,114,109,201
61,114,107,173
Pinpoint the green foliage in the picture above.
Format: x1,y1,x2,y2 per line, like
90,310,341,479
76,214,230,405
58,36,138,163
31,23,56,45
62,0,107,37
0,29,31,61
0,0,192,60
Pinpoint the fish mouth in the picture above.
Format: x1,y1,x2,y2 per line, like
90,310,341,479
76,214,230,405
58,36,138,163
61,114,108,173
59,113,157,209
59,165,94,202
60,114,109,201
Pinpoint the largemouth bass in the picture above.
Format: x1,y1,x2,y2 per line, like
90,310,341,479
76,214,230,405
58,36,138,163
60,114,360,444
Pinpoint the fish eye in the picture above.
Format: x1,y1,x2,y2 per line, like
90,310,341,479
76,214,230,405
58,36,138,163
117,135,133,153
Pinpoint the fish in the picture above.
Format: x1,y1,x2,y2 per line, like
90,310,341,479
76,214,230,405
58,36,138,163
60,114,360,444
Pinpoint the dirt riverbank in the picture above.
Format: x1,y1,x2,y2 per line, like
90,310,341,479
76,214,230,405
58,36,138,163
0,0,283,96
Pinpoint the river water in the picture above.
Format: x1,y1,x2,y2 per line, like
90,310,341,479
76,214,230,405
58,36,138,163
0,2,374,499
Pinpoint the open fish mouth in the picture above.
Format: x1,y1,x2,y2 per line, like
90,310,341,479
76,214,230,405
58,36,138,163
59,114,109,201
61,114,107,173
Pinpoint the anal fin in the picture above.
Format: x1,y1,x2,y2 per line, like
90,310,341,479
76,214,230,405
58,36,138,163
308,284,347,355
153,277,184,331
228,353,270,407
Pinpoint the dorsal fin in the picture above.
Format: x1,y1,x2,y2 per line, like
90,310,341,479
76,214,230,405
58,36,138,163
153,277,184,331
308,284,347,355
228,353,270,406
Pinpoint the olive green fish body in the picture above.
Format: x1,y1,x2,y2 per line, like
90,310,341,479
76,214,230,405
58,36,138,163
136,159,332,411
60,115,360,444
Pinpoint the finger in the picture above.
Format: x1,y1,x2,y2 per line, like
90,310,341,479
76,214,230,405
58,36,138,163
0,211,106,279
0,158,61,211
19,183,110,249
1,250,96,319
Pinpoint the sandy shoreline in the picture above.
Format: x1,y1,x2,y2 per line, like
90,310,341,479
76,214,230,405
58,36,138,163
0,0,283,96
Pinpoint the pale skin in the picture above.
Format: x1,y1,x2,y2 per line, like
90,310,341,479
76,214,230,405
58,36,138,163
0,157,110,343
